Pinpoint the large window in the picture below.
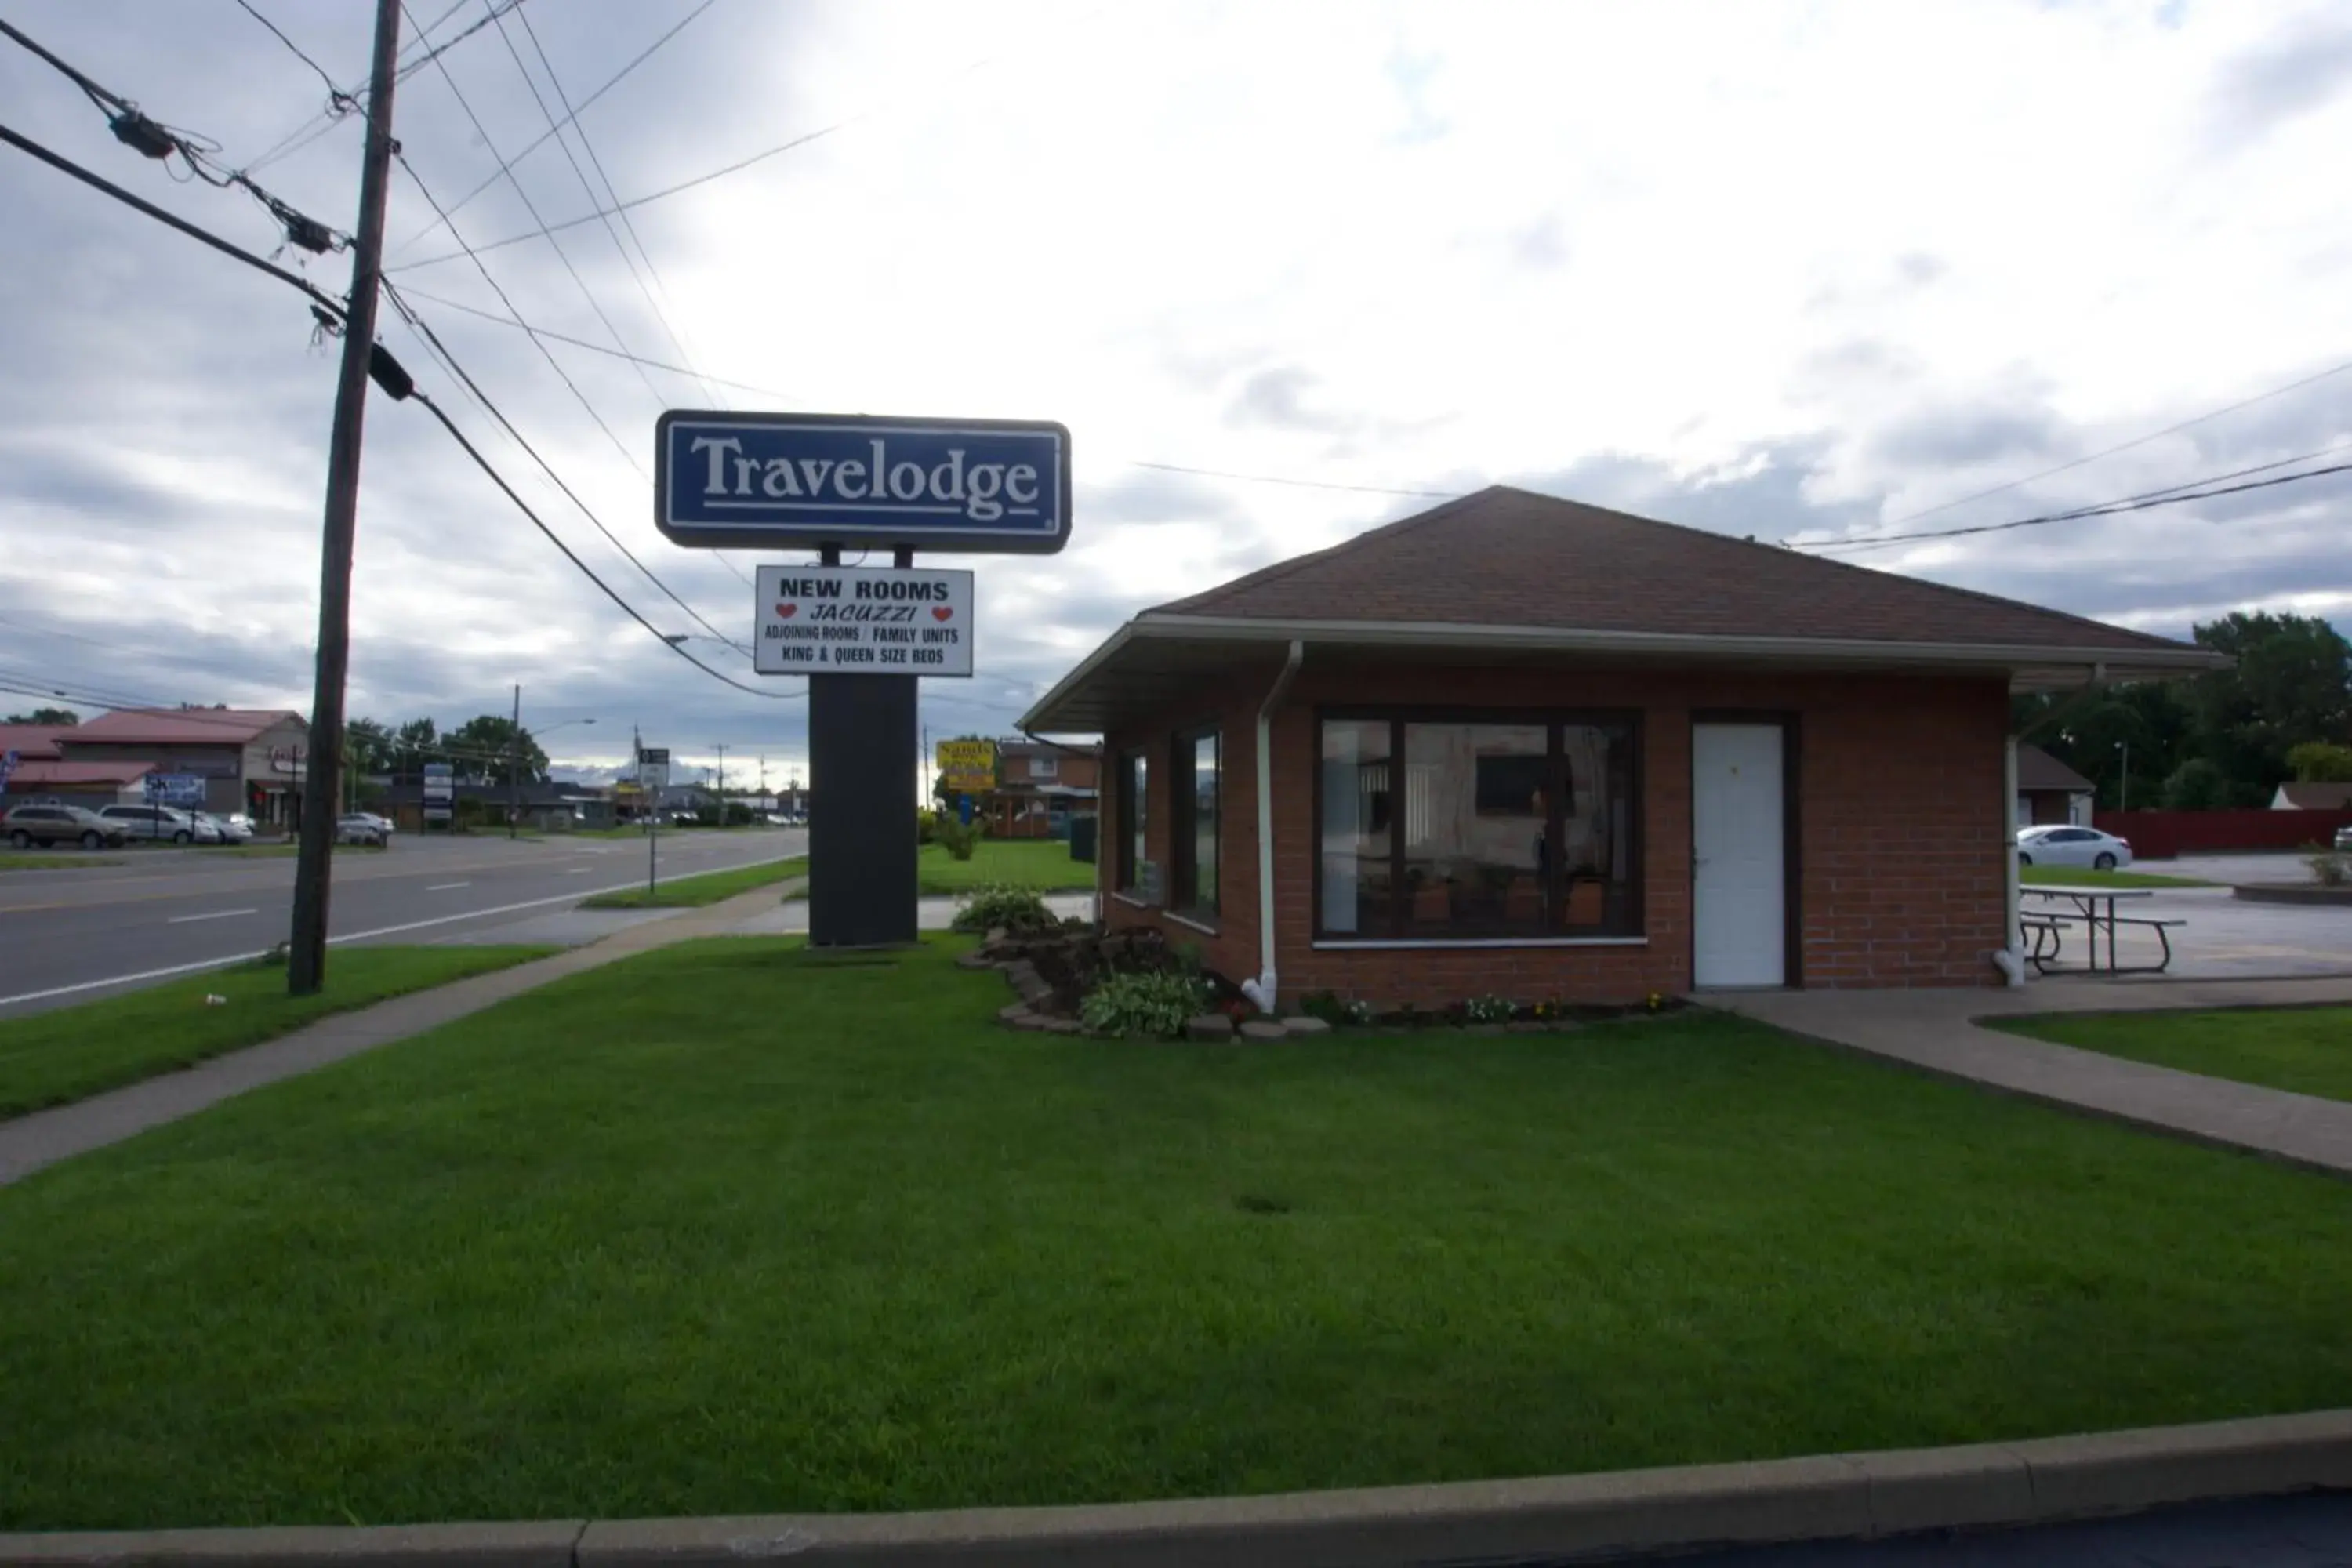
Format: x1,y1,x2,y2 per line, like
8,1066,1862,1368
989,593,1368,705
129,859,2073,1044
1171,729,1220,917
1316,713,1640,941
1116,749,1149,895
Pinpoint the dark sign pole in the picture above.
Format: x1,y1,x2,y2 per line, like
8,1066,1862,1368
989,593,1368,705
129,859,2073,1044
805,543,920,948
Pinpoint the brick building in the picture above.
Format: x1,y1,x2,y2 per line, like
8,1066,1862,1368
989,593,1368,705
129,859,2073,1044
1021,488,2219,1007
983,739,1099,839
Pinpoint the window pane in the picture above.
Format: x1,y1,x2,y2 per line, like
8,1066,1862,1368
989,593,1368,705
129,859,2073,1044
1128,752,1148,891
1192,733,1218,913
1402,724,1548,937
1562,722,1635,931
1319,719,1392,935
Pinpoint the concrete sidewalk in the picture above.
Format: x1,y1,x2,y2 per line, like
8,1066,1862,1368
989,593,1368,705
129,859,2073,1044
0,880,804,1188
1717,977,2352,1177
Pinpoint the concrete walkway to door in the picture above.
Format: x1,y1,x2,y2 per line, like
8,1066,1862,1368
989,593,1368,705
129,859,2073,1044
1713,977,2352,1178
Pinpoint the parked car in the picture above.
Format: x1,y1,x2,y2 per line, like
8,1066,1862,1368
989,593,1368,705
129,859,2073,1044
97,804,215,844
199,811,252,844
2015,824,2133,871
2337,824,2352,852
336,812,392,847
4,802,128,850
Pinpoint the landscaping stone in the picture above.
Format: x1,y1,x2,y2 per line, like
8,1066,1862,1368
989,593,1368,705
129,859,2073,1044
996,1003,1038,1029
1185,1014,1235,1042
954,950,998,971
1239,1021,1288,1042
1280,1016,1332,1036
1044,1019,1084,1035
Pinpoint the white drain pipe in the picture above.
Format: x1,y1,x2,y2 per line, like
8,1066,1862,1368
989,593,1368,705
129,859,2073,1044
1239,641,1304,1015
1992,733,2025,987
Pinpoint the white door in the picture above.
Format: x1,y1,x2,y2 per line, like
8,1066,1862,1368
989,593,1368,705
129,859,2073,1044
1693,723,1787,988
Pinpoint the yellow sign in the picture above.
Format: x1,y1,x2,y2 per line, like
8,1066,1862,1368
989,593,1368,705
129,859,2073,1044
935,738,997,795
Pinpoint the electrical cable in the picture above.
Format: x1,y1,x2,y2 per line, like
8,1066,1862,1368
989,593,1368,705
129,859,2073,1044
230,0,350,107
0,119,787,704
1803,456,2352,554
400,4,670,413
388,0,527,86
407,390,802,699
390,0,715,257
385,284,799,398
391,151,650,479
499,1,725,409
383,279,753,656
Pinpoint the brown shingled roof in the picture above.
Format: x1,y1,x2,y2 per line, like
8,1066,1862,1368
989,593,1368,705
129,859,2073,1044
1150,486,2192,655
69,708,303,745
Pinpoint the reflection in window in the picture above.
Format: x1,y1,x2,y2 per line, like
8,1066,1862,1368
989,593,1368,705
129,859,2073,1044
1318,719,1391,935
1173,730,1219,916
1403,724,1548,937
1118,750,1148,894
1316,716,1639,940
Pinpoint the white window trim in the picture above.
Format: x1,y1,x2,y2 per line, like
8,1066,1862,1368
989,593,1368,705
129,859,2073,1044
1312,936,1649,951
1163,910,1219,935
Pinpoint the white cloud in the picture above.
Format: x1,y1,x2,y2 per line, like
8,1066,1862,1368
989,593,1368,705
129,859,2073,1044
0,0,2347,768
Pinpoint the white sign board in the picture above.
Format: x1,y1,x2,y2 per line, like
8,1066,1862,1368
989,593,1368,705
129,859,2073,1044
754,565,975,677
637,746,671,792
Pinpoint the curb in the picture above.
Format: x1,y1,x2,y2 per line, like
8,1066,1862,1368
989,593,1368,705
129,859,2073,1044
5,1410,2349,1566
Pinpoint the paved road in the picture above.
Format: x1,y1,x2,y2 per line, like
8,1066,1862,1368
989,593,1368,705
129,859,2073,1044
0,829,804,1015
1617,1492,2352,1566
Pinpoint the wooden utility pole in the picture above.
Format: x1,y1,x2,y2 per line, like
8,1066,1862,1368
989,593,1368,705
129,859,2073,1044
288,0,401,995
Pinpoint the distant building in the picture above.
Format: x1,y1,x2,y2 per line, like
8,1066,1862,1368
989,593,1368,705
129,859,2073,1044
2273,782,2352,811
2016,744,2096,826
4,709,308,821
984,739,1099,839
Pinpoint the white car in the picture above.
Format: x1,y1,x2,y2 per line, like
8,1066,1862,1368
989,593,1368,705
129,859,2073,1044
2016,825,2133,871
336,812,394,848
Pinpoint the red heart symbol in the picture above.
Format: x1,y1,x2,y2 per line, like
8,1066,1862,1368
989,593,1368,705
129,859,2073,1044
775,602,797,618
932,606,953,622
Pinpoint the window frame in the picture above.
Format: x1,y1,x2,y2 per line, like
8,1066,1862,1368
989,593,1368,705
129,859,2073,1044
1168,725,1221,923
1114,746,1149,897
1310,706,1646,946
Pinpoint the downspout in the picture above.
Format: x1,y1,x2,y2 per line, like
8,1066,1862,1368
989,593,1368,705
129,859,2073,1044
1239,641,1305,1014
1993,661,2109,986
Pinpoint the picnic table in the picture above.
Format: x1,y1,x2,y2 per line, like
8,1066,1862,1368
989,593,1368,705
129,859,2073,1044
2020,884,2182,975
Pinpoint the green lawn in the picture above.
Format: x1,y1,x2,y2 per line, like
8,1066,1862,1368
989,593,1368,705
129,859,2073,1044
919,837,1093,892
1997,1006,2352,1104
0,946,555,1119
2019,865,2211,889
0,852,121,870
3,939,2350,1530
579,855,807,908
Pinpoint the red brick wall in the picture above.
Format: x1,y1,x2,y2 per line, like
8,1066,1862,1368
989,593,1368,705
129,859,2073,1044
1106,660,2009,1005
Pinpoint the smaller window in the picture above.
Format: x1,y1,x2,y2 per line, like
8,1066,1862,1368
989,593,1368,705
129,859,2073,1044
1116,750,1149,896
1029,756,1058,779
1171,729,1220,918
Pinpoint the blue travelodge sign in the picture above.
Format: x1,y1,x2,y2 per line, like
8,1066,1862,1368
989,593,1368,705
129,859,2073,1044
654,411,1070,554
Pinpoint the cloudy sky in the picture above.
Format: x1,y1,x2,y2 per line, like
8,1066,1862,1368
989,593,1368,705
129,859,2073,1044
3,0,2348,783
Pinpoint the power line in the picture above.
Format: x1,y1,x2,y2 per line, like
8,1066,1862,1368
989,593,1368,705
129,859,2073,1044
2,118,786,706
408,390,800,699
1803,456,2352,554
387,284,799,398
389,114,855,274
391,150,650,479
388,0,527,86
388,0,716,257
230,0,349,104
503,2,725,408
400,3,670,413
383,279,751,655
238,0,474,176
1866,354,2352,533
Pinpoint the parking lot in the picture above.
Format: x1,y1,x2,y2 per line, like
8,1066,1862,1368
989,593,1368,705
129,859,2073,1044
2031,852,2352,983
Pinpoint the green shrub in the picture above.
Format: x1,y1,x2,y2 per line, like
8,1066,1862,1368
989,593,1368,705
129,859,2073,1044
1299,989,1348,1025
2307,850,2350,887
1463,994,1515,1023
933,813,982,861
916,808,938,844
951,884,1058,935
1080,970,1210,1039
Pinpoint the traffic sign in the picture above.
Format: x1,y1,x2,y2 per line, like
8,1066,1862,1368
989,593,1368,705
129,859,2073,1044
656,412,1070,554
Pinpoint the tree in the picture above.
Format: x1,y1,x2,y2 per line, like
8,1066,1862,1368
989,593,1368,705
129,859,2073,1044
2013,681,2190,811
445,714,547,786
392,717,439,775
344,717,396,775
2285,740,2352,783
2161,757,2230,811
2186,612,2352,800
4,706,78,725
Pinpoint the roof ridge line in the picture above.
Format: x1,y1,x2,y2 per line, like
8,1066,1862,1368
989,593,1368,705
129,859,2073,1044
1147,485,1505,619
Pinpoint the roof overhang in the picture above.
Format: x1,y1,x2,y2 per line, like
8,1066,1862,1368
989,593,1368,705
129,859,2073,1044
1020,613,2225,735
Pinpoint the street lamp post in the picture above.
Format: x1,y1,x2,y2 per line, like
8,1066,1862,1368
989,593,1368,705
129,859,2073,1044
506,696,596,839
2115,739,2129,815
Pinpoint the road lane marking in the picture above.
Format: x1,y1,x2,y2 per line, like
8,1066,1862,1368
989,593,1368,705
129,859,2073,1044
564,866,592,873
165,908,259,924
0,851,807,1010
426,881,471,891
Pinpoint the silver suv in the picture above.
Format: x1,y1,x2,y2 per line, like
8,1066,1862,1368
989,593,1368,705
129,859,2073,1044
97,804,218,844
5,803,129,850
